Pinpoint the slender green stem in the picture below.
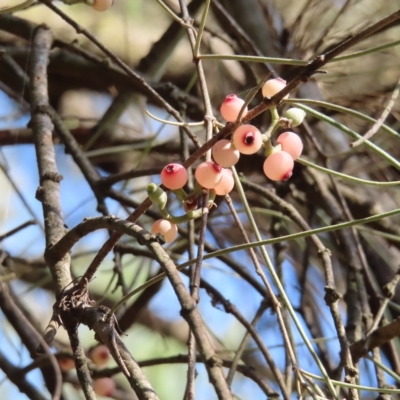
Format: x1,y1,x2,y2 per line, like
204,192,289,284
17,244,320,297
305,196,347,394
300,369,400,394
199,54,308,65
189,181,204,198
232,169,338,399
198,38,400,66
178,206,400,268
285,98,400,140
357,226,400,243
291,103,400,171
168,209,203,224
158,207,170,220
262,106,281,155
145,109,204,127
264,106,280,139
365,355,400,384
297,157,400,186
108,207,400,319
217,207,294,223
330,39,400,63
193,0,210,57
231,168,294,399
172,188,188,202
302,374,328,399
154,0,186,24
237,74,272,123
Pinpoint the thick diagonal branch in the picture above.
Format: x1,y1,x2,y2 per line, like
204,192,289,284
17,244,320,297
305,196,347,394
29,24,72,294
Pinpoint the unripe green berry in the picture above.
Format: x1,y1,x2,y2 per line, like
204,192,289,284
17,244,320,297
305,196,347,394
284,108,306,127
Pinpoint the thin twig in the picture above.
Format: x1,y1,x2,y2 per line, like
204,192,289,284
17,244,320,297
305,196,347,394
0,279,62,400
240,178,356,395
0,351,47,400
92,354,277,397
366,268,400,336
38,0,201,149
226,300,267,386
198,277,290,399
66,325,96,400
224,194,271,385
48,215,233,399
351,76,400,147
0,220,36,241
81,305,160,400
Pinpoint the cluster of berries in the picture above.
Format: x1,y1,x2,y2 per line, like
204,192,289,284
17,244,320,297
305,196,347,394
150,78,305,243
59,345,115,396
150,160,235,243
150,161,234,243
217,79,304,180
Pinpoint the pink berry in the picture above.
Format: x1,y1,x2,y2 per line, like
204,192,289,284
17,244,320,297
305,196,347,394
89,345,110,367
263,151,294,181
276,132,303,160
220,94,248,122
160,163,188,190
212,139,240,167
151,219,178,243
195,161,223,189
232,124,262,155
58,358,75,373
262,78,289,99
93,378,115,397
213,169,234,195
92,0,114,11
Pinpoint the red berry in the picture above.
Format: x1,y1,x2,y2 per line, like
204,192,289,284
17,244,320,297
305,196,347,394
232,125,262,155
160,163,188,190
93,378,115,397
212,139,240,167
58,358,75,373
152,219,178,243
220,94,248,122
276,132,303,160
262,78,288,99
89,345,110,367
263,151,294,181
214,169,234,195
195,161,223,189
